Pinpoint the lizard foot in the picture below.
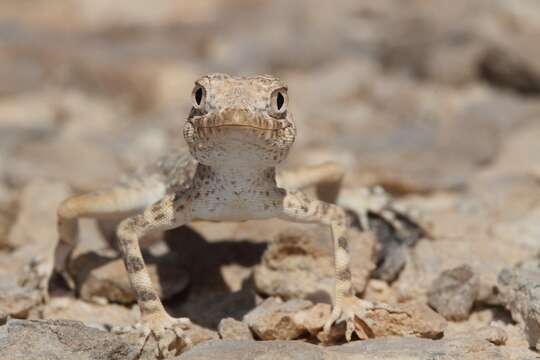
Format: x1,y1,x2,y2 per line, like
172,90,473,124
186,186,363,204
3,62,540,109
115,314,192,358
323,297,399,341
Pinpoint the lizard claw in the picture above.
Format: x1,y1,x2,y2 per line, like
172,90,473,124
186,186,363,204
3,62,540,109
323,297,378,341
146,315,192,357
114,315,192,357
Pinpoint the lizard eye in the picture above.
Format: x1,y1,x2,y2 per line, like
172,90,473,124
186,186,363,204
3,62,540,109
192,84,206,110
270,88,288,115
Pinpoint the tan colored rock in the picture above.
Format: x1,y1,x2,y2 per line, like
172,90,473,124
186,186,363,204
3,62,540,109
391,301,448,339
0,276,41,318
1,319,137,359
444,306,536,358
179,328,511,360
363,279,399,304
217,318,253,340
400,175,540,310
393,205,531,306
254,225,375,303
179,339,324,360
497,259,540,350
243,297,312,341
184,324,220,347
28,297,139,328
293,303,331,336
472,326,508,346
428,264,479,321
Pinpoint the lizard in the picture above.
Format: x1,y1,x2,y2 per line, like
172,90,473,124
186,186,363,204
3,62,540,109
53,73,416,356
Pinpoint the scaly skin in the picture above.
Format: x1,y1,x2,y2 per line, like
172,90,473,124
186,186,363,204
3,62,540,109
54,73,395,355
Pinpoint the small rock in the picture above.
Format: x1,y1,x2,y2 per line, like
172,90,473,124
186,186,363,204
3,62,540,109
497,258,540,349
254,225,375,303
363,279,399,304
473,326,508,346
217,318,253,340
293,303,331,336
428,264,479,321
0,319,137,359
184,323,219,346
71,248,189,304
0,275,42,318
243,297,312,340
378,300,447,339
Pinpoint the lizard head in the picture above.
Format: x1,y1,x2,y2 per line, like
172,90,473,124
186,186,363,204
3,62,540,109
183,73,296,167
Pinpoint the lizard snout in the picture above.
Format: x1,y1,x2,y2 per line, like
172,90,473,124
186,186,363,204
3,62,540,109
215,107,278,131
219,108,256,127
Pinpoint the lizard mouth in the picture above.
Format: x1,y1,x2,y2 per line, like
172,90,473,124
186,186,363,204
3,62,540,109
190,109,289,131
194,123,279,131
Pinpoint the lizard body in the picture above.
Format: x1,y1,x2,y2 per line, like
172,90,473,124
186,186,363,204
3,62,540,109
54,73,408,355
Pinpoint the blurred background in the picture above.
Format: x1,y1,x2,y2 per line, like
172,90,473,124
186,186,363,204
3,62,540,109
1,0,540,195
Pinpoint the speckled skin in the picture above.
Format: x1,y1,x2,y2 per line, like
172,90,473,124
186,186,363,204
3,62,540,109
55,73,378,355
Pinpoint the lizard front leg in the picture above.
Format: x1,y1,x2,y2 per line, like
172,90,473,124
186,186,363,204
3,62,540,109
278,189,377,341
116,192,192,356
53,179,166,298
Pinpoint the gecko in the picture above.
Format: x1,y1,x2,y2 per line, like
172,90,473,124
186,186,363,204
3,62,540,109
53,73,416,356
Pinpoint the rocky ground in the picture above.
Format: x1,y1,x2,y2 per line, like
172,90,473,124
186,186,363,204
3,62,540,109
1,0,540,359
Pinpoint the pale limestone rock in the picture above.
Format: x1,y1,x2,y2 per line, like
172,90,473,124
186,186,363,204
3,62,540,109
428,264,479,320
217,318,253,340
178,329,511,360
243,297,312,341
0,319,137,359
497,259,540,350
28,297,139,328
